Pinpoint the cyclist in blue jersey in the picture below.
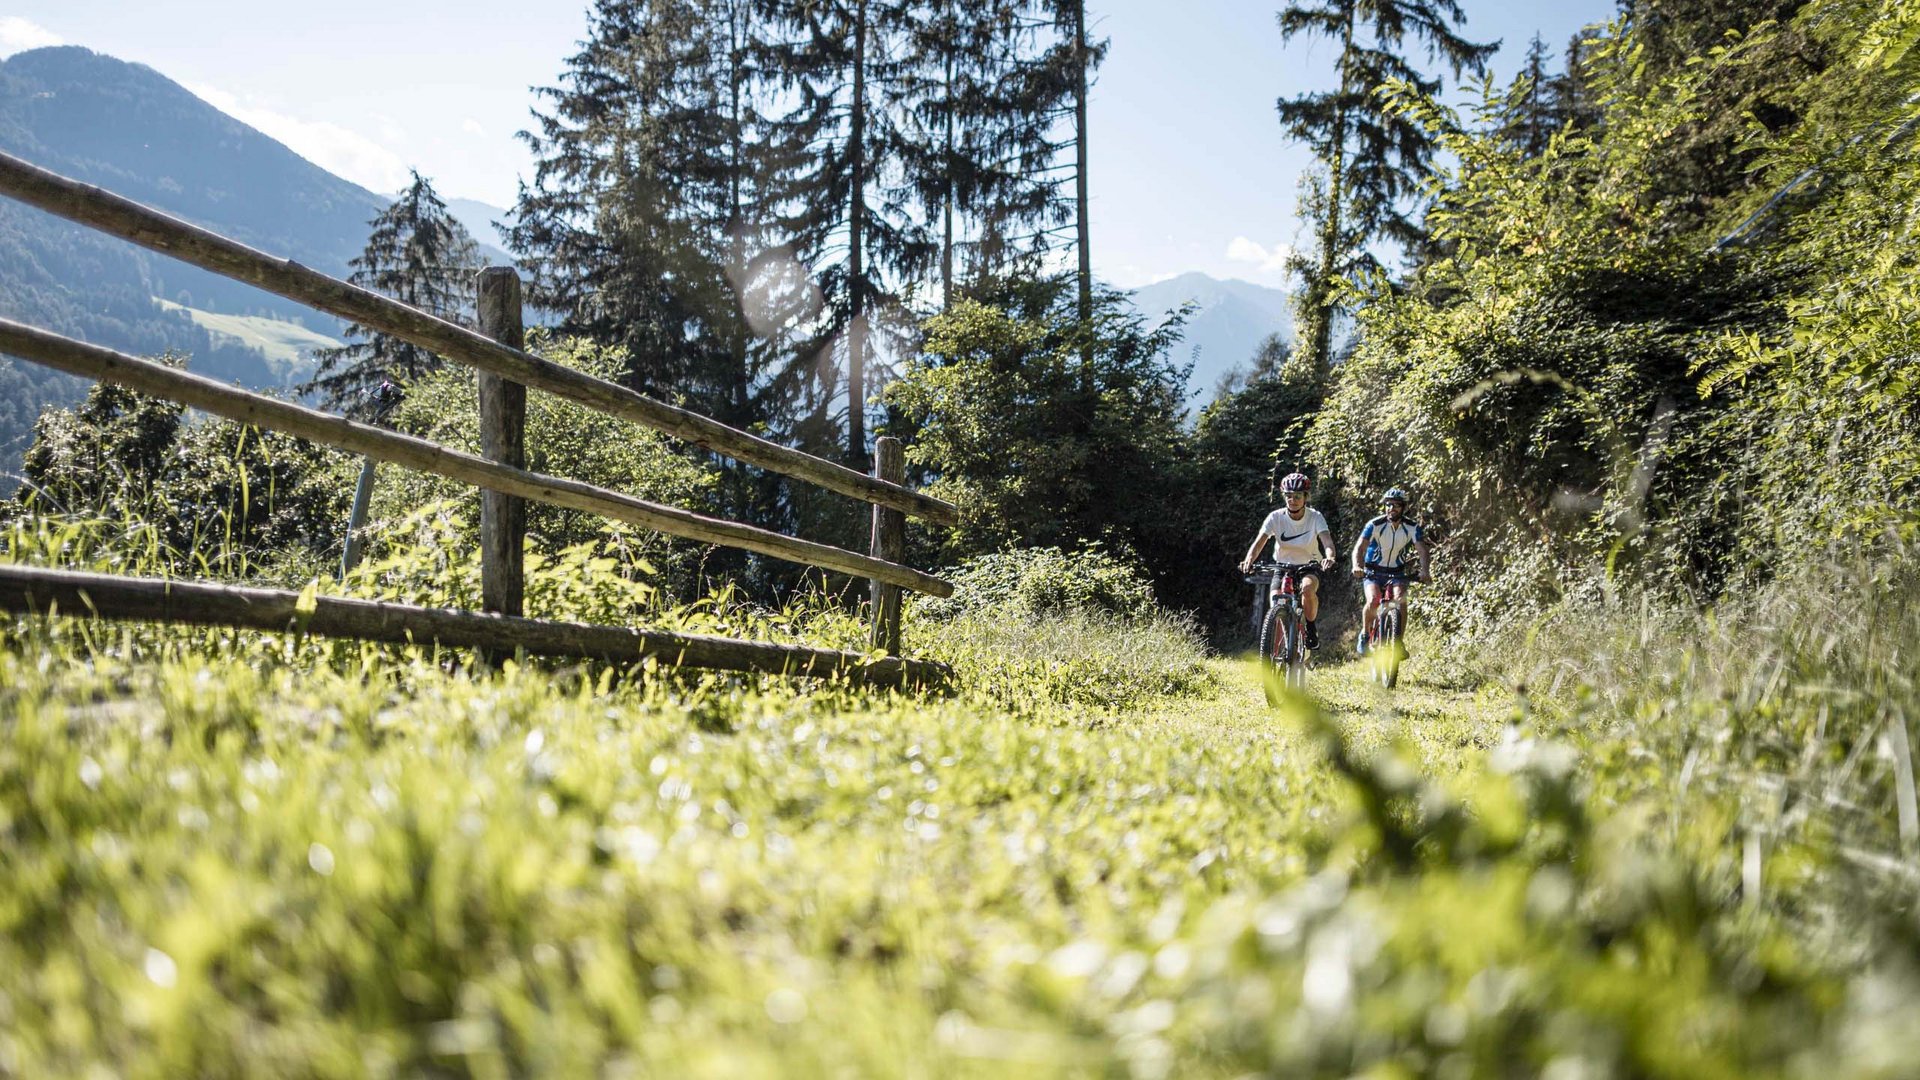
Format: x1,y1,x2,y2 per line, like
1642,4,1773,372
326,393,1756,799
1349,488,1430,654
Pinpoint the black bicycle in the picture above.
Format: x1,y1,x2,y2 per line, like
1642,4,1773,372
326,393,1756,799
1247,560,1320,700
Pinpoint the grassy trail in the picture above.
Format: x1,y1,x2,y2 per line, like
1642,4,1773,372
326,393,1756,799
0,636,1515,1077
1132,655,1510,782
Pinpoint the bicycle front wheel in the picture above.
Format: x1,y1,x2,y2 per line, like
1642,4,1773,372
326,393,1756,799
1375,608,1402,688
1258,604,1288,704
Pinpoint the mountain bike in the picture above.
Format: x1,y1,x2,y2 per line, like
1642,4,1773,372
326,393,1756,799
1249,560,1317,700
1358,564,1415,687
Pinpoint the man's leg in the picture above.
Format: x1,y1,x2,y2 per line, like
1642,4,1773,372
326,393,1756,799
1391,583,1410,656
1361,581,1382,642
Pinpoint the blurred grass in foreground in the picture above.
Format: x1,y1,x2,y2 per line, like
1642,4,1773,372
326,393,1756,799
5,526,1920,1075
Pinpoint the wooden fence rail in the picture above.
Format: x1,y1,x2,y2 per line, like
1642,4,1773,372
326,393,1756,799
0,149,957,526
0,565,948,688
0,152,961,682
0,319,951,598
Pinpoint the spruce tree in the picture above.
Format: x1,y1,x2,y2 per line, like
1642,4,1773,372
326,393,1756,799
304,171,481,417
761,0,931,468
1498,35,1558,158
893,0,1073,307
512,0,752,407
1274,0,1495,378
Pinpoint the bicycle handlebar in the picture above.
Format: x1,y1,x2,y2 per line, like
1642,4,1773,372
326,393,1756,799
1244,560,1329,584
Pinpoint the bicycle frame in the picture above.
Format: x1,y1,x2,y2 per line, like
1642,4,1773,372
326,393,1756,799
1254,562,1314,695
1364,578,1409,637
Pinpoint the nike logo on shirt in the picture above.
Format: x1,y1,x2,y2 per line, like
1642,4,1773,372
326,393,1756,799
1279,530,1309,542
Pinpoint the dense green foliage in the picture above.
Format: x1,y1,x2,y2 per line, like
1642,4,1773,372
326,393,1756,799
1287,0,1920,629
369,336,717,597
883,278,1188,564
10,371,357,582
913,544,1158,622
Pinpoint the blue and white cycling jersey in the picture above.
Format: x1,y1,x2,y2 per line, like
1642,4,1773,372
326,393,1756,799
1360,515,1424,571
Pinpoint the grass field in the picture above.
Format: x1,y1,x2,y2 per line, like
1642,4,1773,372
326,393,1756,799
3,594,1912,1077
0,618,1525,1077
154,298,340,383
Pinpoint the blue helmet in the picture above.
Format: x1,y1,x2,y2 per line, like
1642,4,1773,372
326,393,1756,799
1382,487,1410,504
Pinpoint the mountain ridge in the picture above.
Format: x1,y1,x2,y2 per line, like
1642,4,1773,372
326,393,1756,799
0,45,442,478
1128,271,1292,406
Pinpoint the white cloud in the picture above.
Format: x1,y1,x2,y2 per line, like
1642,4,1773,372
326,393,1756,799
0,16,63,57
188,82,411,193
1108,265,1180,289
461,118,486,137
1226,236,1293,273
371,114,408,144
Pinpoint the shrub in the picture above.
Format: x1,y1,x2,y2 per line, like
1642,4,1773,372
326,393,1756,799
907,544,1212,712
372,334,716,598
914,544,1158,623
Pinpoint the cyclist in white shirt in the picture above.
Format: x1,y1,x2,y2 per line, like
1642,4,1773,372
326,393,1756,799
1238,471,1337,649
1350,487,1431,654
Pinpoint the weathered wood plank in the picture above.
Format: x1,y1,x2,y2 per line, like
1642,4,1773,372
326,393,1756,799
0,565,950,688
869,436,905,655
476,267,527,623
0,319,954,598
0,149,959,527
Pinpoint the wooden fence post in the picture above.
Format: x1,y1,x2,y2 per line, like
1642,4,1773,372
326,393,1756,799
477,267,526,649
338,456,377,582
869,436,905,655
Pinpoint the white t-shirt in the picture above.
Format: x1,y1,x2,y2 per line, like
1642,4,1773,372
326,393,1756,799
1259,506,1329,564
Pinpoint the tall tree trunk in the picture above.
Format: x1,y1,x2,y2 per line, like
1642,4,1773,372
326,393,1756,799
1072,0,1094,386
1303,9,1353,381
941,29,956,310
727,2,752,430
847,0,870,468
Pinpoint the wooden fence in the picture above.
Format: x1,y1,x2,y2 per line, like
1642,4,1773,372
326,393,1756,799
0,150,955,688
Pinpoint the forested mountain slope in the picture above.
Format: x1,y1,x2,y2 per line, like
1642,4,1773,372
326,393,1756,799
0,46,389,474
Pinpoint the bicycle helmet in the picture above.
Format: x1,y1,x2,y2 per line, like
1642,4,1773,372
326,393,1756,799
1381,487,1410,504
1280,472,1311,495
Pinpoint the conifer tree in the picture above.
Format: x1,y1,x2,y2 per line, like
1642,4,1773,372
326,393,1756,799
762,0,931,468
893,0,1073,307
512,0,750,406
1064,0,1095,373
304,171,480,417
1498,35,1558,158
1274,0,1495,379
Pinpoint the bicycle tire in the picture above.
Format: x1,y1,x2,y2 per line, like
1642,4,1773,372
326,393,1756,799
1377,607,1401,688
1258,603,1288,704
1285,615,1308,691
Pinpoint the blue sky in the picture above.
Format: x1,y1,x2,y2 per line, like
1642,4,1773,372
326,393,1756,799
2,0,1614,289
